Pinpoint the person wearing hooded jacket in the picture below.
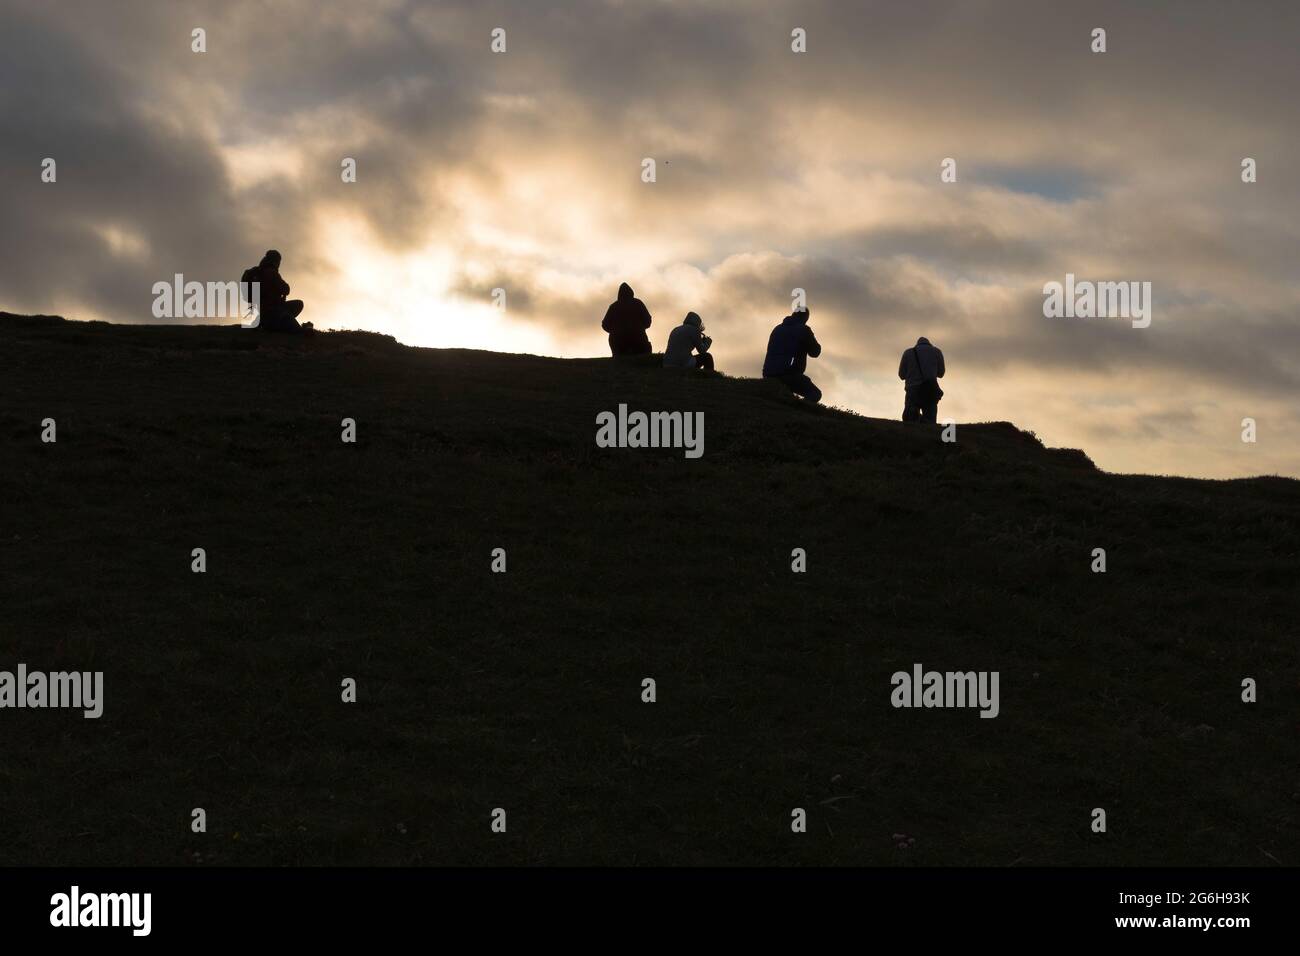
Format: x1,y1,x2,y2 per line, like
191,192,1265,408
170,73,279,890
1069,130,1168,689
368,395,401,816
761,306,822,402
663,312,714,371
898,336,945,423
601,282,653,356
242,249,310,333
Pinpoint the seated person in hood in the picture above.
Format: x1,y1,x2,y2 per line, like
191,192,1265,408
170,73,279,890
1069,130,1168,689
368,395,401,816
600,282,653,356
761,306,822,403
241,249,311,333
663,312,714,371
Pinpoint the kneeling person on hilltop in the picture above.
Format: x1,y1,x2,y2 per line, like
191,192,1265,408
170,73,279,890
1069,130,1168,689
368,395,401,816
762,305,822,402
663,312,714,371
242,249,311,333
601,282,653,357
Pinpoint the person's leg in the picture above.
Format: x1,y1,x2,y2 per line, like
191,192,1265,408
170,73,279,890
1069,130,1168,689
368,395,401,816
257,305,283,332
259,302,302,332
784,374,821,403
696,352,715,371
920,399,938,424
902,392,920,422
275,300,304,331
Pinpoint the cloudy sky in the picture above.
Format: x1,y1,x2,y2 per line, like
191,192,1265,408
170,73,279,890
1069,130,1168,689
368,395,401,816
2,0,1297,478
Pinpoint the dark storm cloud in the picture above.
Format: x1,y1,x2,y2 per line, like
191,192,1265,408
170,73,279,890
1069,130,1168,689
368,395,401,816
0,4,247,315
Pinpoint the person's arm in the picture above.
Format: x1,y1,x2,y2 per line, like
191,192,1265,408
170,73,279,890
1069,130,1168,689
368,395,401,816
805,328,822,358
601,304,614,332
639,301,652,329
697,332,711,354
898,353,908,379
936,348,945,378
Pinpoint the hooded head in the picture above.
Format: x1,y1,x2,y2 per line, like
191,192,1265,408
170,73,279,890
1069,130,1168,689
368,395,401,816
916,336,930,346
260,249,282,269
618,282,634,301
683,312,702,328
788,306,810,324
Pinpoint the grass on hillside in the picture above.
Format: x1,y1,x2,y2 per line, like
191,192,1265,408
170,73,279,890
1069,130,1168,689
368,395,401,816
0,313,1296,866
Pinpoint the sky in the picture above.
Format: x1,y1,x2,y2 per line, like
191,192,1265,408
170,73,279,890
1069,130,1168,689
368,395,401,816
2,0,1297,479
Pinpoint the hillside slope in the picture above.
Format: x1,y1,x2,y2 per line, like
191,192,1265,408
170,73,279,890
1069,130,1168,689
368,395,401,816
1,312,1297,866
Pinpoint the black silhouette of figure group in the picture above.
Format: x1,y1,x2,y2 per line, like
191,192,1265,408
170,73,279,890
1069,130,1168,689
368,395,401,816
599,281,947,423
242,254,946,424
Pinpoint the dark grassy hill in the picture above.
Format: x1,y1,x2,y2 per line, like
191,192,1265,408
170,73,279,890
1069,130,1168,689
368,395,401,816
1,312,1296,866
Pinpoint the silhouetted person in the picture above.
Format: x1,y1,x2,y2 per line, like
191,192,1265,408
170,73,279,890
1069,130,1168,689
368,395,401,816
243,250,309,333
762,305,822,402
899,336,945,423
663,312,714,371
601,282,652,356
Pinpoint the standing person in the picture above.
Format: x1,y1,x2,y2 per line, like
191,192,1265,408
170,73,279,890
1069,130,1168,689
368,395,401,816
899,336,945,423
761,305,822,403
600,282,653,356
242,249,310,333
663,312,714,371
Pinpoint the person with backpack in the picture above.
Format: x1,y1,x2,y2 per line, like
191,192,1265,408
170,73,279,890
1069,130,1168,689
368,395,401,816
600,282,653,356
662,312,714,371
241,250,310,333
761,305,822,402
898,336,945,423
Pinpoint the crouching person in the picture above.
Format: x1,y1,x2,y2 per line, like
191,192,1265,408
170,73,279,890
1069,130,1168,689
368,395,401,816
663,312,715,371
761,305,822,402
